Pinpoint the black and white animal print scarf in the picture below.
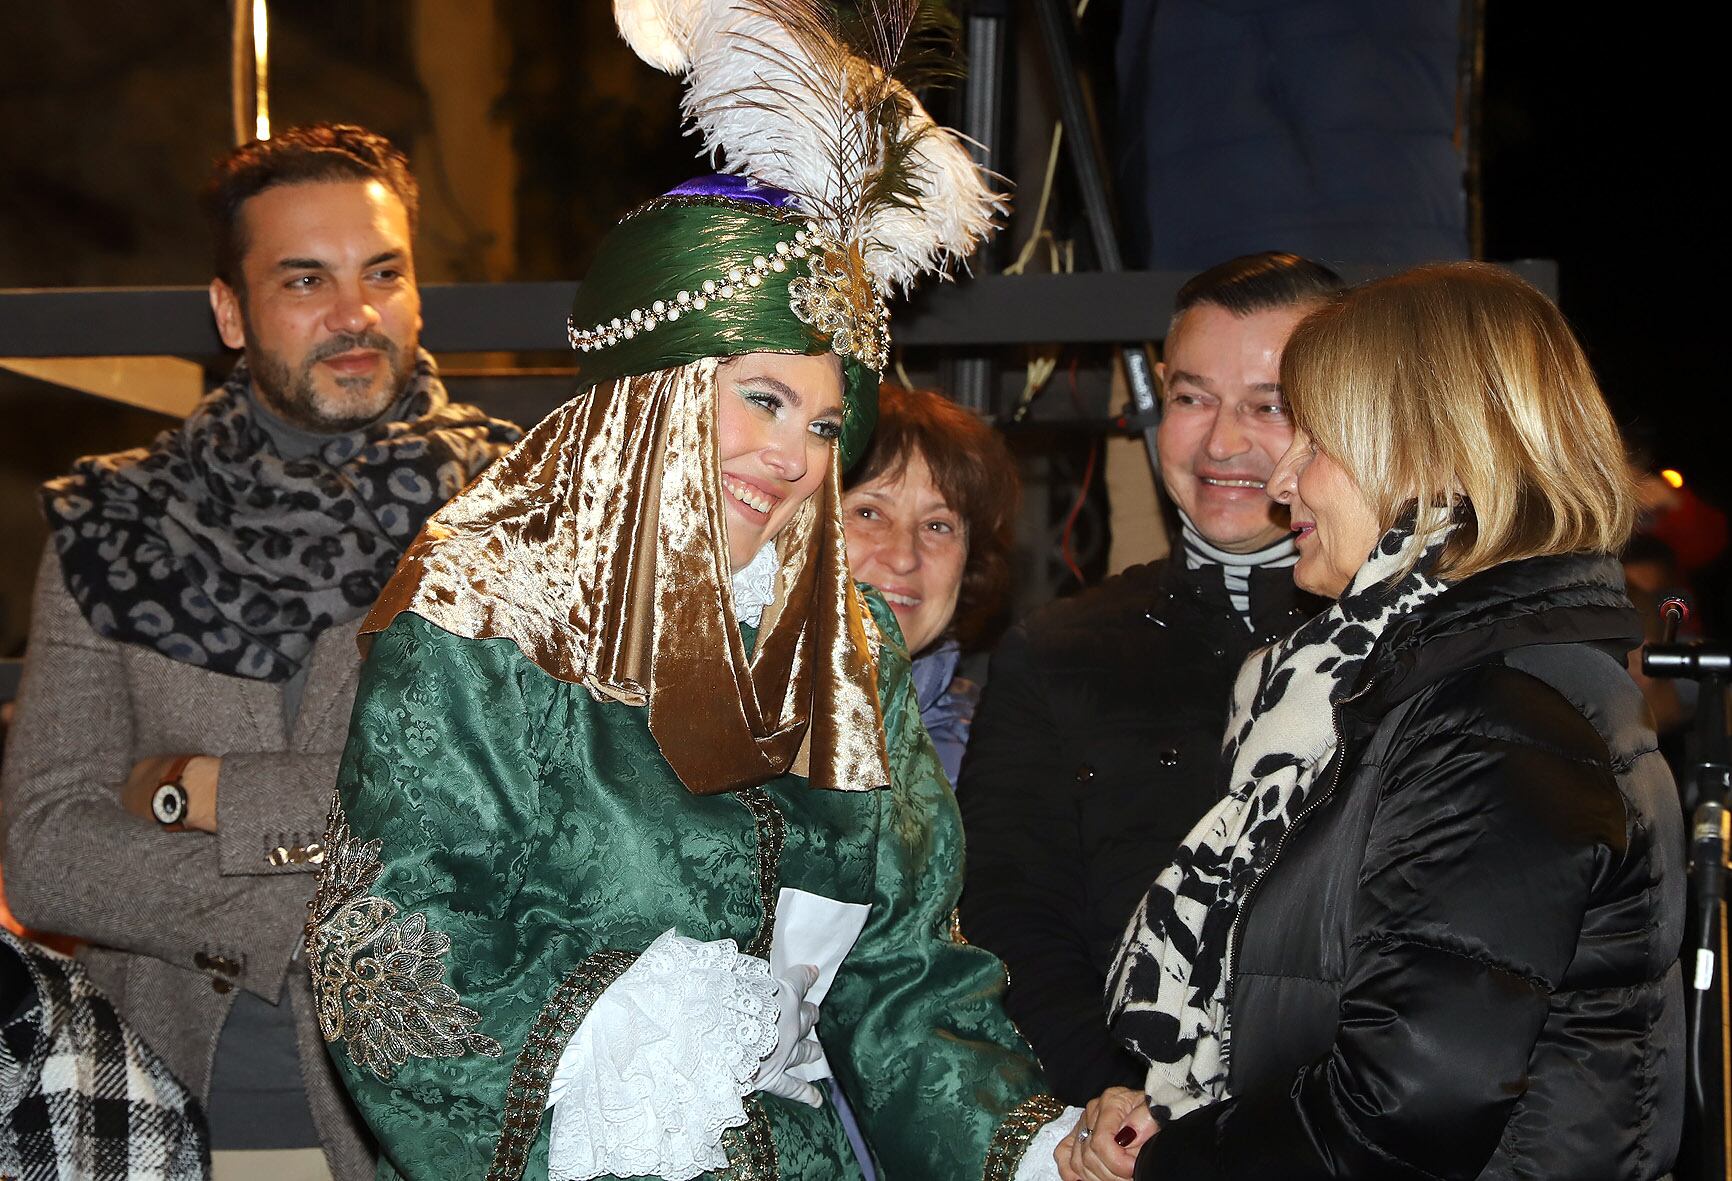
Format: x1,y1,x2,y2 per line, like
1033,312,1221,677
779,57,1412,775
41,351,520,682
1107,514,1452,1121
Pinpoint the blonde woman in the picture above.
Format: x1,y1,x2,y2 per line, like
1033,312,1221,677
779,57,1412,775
1067,263,1684,1180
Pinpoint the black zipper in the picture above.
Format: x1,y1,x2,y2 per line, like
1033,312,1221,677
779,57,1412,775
1219,678,1372,1074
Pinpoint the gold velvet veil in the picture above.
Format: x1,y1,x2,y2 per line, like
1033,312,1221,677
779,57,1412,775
360,0,1004,796
360,357,890,796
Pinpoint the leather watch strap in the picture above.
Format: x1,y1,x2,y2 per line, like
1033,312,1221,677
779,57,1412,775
159,754,196,788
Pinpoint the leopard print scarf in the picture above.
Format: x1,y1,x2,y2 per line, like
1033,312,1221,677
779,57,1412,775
41,351,520,681
1107,514,1452,1121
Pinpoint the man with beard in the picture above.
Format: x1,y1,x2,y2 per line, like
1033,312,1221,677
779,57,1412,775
957,253,1341,1106
0,124,521,1180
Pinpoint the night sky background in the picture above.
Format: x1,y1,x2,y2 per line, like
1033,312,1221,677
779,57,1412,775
1480,7,1719,509
1480,5,1725,626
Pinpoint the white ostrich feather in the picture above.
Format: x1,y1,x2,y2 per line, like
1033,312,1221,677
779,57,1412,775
862,107,1007,291
614,0,1005,293
614,0,698,74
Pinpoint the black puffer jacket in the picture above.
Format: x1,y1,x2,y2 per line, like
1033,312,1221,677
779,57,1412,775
1138,553,1685,1179
959,558,1322,1104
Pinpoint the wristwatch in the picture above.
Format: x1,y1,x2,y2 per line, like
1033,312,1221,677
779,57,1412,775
151,755,196,829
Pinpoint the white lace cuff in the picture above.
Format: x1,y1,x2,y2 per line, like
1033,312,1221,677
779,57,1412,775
1013,1107,1084,1181
544,929,780,1181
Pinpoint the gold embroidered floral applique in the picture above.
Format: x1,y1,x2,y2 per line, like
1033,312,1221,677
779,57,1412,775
305,801,503,1082
789,234,890,371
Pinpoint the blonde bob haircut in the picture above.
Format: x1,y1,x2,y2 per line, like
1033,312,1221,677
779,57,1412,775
1281,262,1636,583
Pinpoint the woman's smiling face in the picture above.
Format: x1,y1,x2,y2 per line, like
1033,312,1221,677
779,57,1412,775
842,451,968,655
715,351,846,573
1267,427,1385,598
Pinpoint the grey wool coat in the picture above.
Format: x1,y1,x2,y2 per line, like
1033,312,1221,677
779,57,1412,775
1,548,373,1180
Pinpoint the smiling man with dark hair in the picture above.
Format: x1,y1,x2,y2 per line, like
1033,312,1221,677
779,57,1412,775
958,252,1341,1106
1,123,519,1180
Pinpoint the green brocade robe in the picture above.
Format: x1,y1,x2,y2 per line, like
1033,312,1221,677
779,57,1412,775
312,595,1059,1181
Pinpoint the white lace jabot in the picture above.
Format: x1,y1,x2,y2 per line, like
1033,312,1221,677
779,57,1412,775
730,541,779,627
544,930,780,1181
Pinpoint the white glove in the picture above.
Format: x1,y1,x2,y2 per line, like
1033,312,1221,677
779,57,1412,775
751,963,824,1107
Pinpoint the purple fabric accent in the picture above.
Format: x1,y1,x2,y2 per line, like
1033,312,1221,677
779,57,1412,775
911,640,979,786
826,1079,878,1180
663,174,797,207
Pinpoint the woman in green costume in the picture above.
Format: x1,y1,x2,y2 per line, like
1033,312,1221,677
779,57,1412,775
304,2,1082,1178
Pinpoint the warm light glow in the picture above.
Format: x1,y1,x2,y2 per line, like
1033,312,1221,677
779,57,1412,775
1661,468,1685,489
253,0,270,140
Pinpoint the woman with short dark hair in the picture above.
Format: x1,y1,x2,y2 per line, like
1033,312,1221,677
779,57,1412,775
842,384,1019,781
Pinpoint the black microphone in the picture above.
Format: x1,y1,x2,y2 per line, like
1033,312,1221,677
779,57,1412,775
1641,595,1731,678
1659,594,1690,646
1691,797,1727,993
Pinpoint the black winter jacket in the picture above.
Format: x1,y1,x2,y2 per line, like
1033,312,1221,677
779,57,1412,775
958,558,1322,1104
1139,553,1685,1180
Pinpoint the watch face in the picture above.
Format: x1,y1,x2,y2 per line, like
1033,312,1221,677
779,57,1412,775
151,781,188,826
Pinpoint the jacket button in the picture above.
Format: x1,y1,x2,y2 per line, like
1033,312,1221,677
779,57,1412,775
212,978,233,994
1159,750,1180,767
268,846,290,867
193,951,211,970
1074,764,1096,784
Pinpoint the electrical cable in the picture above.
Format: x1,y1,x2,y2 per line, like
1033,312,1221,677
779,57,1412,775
1002,0,1092,424
1059,438,1098,587
1058,357,1097,586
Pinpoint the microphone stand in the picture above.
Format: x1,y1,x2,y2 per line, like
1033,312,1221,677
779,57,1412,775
1644,598,1730,1180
